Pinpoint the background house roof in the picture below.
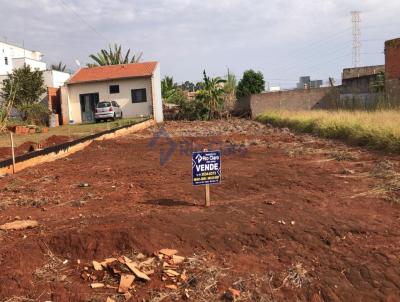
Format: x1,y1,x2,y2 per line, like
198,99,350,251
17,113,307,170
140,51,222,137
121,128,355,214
68,61,158,84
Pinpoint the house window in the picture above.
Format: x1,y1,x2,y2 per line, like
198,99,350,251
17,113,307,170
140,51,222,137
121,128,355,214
109,84,120,94
131,88,147,103
4,57,8,65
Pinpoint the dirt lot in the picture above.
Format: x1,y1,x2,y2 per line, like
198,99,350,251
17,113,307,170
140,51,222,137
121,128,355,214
0,118,144,161
0,119,399,302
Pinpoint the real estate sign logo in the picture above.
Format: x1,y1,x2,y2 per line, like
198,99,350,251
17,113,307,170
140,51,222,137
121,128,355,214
192,150,221,186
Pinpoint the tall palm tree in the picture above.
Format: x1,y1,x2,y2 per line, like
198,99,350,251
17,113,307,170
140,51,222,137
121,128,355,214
196,70,226,120
87,44,142,67
51,62,67,72
161,76,177,100
223,69,237,112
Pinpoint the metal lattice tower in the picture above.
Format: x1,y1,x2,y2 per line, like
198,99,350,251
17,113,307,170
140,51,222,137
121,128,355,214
351,11,362,67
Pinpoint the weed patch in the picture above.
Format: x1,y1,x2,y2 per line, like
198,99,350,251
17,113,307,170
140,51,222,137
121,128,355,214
257,110,400,153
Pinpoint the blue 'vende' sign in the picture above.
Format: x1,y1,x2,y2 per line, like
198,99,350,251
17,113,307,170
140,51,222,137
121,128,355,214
192,150,221,186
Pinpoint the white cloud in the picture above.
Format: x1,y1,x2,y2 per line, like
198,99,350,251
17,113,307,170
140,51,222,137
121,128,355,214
0,0,399,86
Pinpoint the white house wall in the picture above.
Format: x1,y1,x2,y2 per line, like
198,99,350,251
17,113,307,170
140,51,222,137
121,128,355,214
67,77,153,124
43,70,71,88
151,63,164,123
0,46,12,75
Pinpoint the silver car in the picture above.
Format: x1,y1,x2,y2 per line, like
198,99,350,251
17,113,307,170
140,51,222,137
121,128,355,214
95,101,123,122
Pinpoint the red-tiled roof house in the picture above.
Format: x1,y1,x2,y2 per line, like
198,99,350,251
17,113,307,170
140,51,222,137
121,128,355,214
60,61,163,124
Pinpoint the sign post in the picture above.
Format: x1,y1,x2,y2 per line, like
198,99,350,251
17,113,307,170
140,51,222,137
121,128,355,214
205,183,210,207
192,150,221,207
9,132,16,174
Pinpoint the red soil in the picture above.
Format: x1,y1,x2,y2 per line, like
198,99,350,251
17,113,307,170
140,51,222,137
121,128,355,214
0,120,399,301
0,135,71,161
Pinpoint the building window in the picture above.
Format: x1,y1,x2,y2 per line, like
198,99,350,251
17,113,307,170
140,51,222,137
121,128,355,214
131,88,147,103
109,84,120,94
4,57,8,65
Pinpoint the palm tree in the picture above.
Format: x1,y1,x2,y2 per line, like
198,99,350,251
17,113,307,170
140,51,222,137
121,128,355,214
87,44,142,67
196,70,226,120
51,62,67,72
161,76,177,100
223,69,237,113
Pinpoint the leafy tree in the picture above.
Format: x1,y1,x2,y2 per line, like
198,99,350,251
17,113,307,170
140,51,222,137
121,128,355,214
1,65,47,123
51,61,67,72
0,79,18,131
196,70,226,120
195,82,204,91
87,44,142,67
181,81,195,92
236,69,265,98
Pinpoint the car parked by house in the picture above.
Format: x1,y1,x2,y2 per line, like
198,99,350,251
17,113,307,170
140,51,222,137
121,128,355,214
95,101,123,122
64,62,163,124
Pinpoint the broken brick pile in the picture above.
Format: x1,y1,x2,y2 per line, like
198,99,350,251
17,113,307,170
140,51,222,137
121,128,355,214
83,248,189,301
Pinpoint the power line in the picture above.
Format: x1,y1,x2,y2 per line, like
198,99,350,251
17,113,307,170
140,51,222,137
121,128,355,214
56,0,110,44
267,27,352,73
269,43,352,76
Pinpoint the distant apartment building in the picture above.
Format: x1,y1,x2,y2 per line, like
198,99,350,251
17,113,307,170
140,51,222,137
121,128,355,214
0,40,70,89
0,40,44,74
296,76,323,89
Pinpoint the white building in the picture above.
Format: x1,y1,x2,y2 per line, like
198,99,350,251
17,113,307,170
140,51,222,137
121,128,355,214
0,40,70,88
63,61,163,124
0,40,45,75
269,86,282,92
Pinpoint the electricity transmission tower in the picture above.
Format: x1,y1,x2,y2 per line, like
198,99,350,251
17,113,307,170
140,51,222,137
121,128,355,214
351,11,361,67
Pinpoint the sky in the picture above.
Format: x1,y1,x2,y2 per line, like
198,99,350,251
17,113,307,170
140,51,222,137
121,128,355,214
0,0,399,88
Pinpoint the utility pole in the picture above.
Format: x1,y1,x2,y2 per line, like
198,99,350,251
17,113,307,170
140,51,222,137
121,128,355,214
351,11,362,67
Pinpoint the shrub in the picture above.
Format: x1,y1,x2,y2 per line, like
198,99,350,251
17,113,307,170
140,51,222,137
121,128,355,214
17,103,50,125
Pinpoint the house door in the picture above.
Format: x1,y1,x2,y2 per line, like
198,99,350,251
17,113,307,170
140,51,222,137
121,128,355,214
79,93,99,123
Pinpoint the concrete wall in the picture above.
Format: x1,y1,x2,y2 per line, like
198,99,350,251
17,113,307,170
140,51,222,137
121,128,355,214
342,65,384,80
67,77,153,123
339,93,384,110
386,79,400,107
249,87,339,118
233,96,251,116
341,76,375,94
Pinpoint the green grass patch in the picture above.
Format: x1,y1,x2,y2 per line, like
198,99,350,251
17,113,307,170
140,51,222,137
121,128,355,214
257,110,400,153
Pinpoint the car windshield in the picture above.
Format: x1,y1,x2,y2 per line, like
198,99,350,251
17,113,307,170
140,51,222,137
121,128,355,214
97,102,111,108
